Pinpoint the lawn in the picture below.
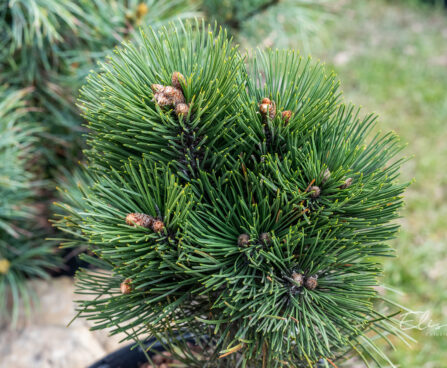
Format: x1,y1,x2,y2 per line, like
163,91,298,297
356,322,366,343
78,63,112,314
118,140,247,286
305,1,447,366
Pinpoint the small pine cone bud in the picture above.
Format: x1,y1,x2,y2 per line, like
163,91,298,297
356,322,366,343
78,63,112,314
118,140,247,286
163,86,185,105
339,178,353,189
259,232,271,245
261,98,271,104
259,98,276,119
259,103,270,115
259,99,276,119
172,91,186,105
175,103,189,116
154,93,171,107
126,213,154,228
163,86,178,97
305,276,318,290
136,3,148,18
322,168,331,184
238,233,250,247
309,186,321,198
291,272,304,286
152,220,165,233
281,110,292,124
171,72,186,90
120,278,132,294
151,84,165,93
0,258,10,274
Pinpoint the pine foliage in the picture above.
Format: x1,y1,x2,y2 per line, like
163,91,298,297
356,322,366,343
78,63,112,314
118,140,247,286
0,0,197,323
0,87,57,323
56,21,409,367
0,0,197,167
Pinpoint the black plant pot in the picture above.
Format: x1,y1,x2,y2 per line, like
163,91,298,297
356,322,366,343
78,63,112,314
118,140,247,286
89,337,329,368
88,337,164,368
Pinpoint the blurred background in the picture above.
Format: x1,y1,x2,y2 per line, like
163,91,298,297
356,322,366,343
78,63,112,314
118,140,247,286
0,0,446,367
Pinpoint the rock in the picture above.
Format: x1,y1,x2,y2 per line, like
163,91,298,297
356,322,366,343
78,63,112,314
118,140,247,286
0,276,128,368
0,326,105,368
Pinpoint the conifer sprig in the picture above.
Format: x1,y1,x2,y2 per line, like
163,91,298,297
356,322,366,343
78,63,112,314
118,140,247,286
80,21,243,177
57,20,410,367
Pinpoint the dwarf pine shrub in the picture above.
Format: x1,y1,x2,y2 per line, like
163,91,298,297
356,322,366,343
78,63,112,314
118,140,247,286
56,21,409,367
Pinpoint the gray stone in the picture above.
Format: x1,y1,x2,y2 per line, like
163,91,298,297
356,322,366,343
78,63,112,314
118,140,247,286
0,277,128,368
0,326,105,368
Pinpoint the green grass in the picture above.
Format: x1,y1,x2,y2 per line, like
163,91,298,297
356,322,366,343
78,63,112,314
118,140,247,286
307,0,447,366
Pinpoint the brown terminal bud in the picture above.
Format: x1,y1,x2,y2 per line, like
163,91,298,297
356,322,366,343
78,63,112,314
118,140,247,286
162,86,178,97
151,84,165,93
304,276,318,290
238,233,250,247
291,272,304,286
171,72,186,90
259,232,272,245
322,168,331,184
120,278,132,294
0,258,10,275
259,98,276,119
339,178,353,189
154,93,171,107
259,103,270,115
175,103,189,116
281,110,292,124
126,213,154,228
163,86,185,105
261,98,271,104
136,3,148,19
152,220,165,233
309,186,321,198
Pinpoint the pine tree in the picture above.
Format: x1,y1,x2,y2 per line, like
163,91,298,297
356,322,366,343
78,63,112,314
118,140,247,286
56,21,409,367
0,87,57,324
